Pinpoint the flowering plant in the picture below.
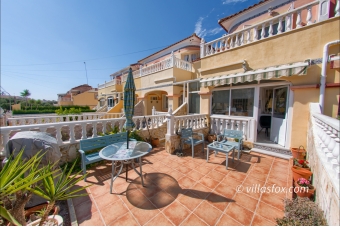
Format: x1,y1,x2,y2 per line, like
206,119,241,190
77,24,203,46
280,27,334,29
293,158,309,168
296,178,314,189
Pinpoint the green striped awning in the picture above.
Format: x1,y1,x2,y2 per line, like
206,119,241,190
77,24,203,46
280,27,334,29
200,60,310,88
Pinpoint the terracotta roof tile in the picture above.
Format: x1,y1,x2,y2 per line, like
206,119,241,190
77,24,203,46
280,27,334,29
218,0,270,32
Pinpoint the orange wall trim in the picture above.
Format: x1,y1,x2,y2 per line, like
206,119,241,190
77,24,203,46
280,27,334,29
291,83,340,90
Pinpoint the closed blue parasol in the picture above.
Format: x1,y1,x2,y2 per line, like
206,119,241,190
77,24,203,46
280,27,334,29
123,67,136,148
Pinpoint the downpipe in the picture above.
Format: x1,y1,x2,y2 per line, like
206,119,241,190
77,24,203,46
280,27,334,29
320,40,340,113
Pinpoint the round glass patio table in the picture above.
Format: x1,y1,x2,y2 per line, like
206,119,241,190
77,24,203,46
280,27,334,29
99,141,152,194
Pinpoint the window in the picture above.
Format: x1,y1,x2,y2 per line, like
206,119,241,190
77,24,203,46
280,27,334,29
212,90,230,115
231,88,254,117
162,94,168,110
212,88,254,117
107,97,114,107
189,93,200,114
188,82,200,114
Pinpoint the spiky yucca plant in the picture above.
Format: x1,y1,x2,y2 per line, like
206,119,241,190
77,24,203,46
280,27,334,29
27,160,90,225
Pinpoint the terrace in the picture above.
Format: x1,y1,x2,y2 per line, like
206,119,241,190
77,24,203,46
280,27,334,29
0,103,339,225
72,145,291,226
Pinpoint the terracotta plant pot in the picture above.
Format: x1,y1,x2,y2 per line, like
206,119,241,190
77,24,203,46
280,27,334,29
291,146,307,159
151,138,160,147
207,135,216,143
294,182,315,198
291,166,312,182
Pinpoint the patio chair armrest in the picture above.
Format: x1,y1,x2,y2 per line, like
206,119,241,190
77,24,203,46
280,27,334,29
196,133,204,141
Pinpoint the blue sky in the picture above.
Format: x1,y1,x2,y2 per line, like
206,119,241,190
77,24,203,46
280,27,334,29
1,0,260,101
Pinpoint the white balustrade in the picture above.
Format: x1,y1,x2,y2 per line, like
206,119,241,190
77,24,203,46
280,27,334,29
210,116,253,141
173,114,208,134
202,0,323,57
311,111,340,181
0,114,168,148
7,113,116,126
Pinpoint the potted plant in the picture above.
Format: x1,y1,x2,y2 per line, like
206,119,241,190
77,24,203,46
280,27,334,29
0,149,90,226
291,145,307,159
294,178,315,198
207,134,217,143
291,159,312,181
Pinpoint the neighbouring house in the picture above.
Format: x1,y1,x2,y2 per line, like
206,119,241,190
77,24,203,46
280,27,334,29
57,84,98,109
97,33,201,115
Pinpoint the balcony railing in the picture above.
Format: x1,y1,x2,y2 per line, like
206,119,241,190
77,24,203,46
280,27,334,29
98,78,121,90
209,115,255,142
201,0,339,58
122,55,192,82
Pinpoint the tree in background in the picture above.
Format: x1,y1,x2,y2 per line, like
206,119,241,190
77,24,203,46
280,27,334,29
29,99,35,110
20,89,31,108
35,99,41,110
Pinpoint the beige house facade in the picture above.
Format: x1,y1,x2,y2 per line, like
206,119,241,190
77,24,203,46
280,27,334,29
57,84,98,109
96,0,339,154
199,0,339,151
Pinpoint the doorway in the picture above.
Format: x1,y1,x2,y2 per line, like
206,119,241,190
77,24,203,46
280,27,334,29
257,86,289,147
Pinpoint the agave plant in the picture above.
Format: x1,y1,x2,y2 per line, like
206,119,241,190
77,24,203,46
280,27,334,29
27,160,90,225
0,149,55,225
0,149,90,226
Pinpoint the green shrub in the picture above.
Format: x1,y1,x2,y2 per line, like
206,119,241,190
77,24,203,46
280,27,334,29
276,197,327,226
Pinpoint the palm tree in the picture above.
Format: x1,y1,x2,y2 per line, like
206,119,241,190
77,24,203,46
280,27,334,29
20,89,31,107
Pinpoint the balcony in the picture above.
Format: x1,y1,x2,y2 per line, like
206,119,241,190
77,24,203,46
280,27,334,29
98,78,122,90
122,55,192,82
200,0,339,59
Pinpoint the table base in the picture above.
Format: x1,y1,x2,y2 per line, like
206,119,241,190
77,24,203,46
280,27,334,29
207,145,235,169
110,157,144,194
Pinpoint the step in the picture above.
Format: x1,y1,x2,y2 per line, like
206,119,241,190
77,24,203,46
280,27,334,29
250,148,292,160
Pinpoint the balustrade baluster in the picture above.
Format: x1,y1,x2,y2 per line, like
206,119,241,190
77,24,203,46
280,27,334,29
55,126,63,145
230,36,235,48
230,120,235,130
268,21,273,37
2,132,10,149
214,42,218,54
260,24,266,39
246,30,251,44
296,10,302,28
242,121,247,140
92,123,98,138
240,32,244,46
81,123,87,140
277,17,283,34
306,7,313,25
253,27,258,41
69,124,76,143
102,122,107,134
235,34,239,47
286,14,292,31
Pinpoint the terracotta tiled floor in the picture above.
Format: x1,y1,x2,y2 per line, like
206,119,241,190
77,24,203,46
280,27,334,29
73,145,293,226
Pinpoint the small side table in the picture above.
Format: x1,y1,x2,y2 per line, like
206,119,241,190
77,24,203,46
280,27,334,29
207,142,235,169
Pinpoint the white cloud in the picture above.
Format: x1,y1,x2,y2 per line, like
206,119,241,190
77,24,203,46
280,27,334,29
207,27,223,36
222,0,248,4
194,17,205,37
